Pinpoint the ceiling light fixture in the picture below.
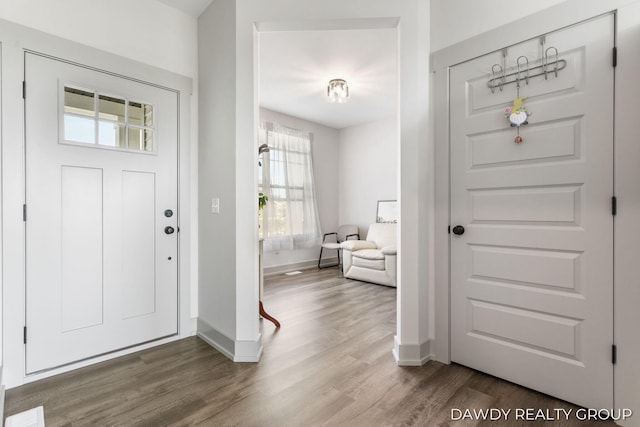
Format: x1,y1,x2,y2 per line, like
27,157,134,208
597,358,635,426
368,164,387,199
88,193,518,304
327,78,349,103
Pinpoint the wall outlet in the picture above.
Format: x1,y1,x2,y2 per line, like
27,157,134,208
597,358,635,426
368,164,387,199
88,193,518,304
211,198,219,214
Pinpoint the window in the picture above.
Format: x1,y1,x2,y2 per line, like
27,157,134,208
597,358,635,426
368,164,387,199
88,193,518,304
62,85,154,152
259,122,321,251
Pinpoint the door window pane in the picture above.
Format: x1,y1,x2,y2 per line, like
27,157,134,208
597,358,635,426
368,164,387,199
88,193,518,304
129,101,153,127
64,87,94,117
64,115,95,144
128,127,153,152
98,94,126,122
98,121,126,148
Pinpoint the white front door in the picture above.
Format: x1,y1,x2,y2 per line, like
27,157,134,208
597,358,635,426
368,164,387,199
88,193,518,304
450,15,614,409
25,53,179,374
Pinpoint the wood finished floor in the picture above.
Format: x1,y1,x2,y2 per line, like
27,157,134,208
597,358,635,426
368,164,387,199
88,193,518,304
5,268,616,426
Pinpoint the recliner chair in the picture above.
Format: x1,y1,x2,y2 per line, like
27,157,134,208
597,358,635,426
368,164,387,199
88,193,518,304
341,223,397,287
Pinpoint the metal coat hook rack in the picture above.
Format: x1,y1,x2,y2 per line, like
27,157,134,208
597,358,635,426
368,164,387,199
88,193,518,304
488,46,566,93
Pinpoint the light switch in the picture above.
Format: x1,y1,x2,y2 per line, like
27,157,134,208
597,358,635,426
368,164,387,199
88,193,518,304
211,197,220,214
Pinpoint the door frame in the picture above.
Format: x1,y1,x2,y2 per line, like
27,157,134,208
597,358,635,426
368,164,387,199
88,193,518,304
0,20,194,387
433,0,640,420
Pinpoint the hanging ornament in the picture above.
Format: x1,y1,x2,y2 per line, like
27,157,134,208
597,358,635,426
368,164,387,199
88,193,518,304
506,96,529,126
505,96,530,143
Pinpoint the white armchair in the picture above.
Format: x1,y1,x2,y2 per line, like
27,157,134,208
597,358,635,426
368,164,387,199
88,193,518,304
341,223,397,287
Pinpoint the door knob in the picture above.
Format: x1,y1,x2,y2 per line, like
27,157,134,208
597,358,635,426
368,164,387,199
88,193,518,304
164,226,175,235
164,209,174,218
452,225,465,235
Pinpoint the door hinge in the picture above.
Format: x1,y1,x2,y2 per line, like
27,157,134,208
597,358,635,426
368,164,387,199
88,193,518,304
23,326,27,344
612,344,617,364
22,81,26,99
613,47,617,67
612,196,617,216
23,204,27,221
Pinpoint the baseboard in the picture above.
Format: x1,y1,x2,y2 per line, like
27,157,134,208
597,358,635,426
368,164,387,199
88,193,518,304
196,318,235,361
0,385,4,426
196,318,263,363
233,336,263,362
392,336,432,366
0,365,4,424
264,258,336,276
190,317,198,336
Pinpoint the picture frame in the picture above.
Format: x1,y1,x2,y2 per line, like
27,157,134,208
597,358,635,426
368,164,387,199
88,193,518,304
376,200,398,223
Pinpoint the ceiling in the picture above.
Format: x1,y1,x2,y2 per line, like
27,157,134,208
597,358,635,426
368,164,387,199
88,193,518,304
153,0,398,130
260,29,398,129
156,0,213,17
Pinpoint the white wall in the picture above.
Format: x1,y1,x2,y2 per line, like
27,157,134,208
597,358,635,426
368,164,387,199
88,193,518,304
430,0,566,52
0,40,3,379
338,116,397,238
198,0,430,365
259,108,339,270
0,0,197,78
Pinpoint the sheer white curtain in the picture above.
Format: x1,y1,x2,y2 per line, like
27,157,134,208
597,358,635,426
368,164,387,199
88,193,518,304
259,121,321,252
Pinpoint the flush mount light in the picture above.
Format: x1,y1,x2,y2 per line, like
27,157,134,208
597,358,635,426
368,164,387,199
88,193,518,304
327,78,349,103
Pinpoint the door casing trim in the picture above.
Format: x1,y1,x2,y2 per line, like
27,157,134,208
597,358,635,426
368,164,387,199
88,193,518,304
434,0,640,420
0,18,194,388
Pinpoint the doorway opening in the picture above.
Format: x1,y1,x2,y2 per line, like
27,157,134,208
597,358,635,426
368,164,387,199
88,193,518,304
256,21,400,348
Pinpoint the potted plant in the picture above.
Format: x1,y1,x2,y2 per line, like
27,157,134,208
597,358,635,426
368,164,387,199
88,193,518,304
258,192,268,236
258,192,268,210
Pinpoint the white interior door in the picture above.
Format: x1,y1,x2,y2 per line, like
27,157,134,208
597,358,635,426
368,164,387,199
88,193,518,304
25,53,179,374
450,15,614,409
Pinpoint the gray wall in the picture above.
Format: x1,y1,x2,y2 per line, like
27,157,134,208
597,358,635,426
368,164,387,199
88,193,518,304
198,0,236,339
